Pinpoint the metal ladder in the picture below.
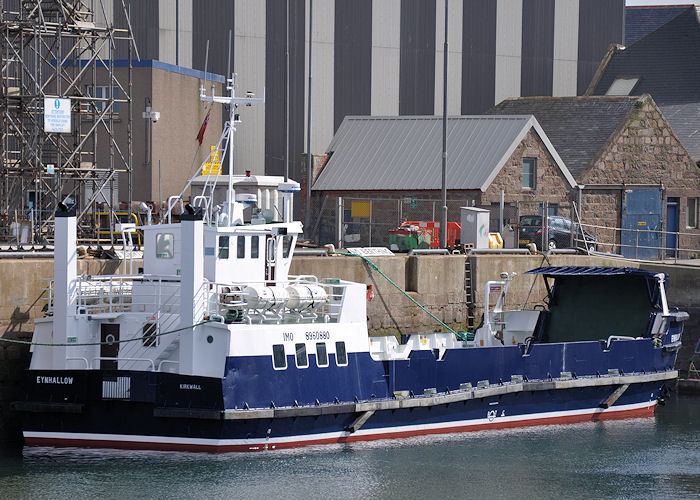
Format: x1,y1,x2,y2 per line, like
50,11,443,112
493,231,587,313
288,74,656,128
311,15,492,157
464,257,475,329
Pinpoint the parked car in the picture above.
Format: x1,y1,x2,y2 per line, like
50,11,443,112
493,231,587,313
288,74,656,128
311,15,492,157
518,215,597,251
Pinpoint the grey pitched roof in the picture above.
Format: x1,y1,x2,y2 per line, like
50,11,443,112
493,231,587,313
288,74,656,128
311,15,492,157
625,6,689,45
312,115,575,192
485,96,640,179
590,6,700,162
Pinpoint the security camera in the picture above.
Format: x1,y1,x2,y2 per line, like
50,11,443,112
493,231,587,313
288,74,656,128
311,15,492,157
151,112,160,123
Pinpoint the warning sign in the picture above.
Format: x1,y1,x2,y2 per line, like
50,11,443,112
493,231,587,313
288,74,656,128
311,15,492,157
44,97,71,133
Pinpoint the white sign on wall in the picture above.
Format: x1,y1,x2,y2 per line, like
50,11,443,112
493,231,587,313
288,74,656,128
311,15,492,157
44,97,71,133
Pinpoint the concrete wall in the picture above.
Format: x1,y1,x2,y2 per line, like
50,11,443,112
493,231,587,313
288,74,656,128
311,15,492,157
0,257,142,445
2,252,698,444
150,68,224,203
639,262,700,376
2,253,696,355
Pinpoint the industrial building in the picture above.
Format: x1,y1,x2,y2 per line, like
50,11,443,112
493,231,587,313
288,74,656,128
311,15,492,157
2,0,629,241
100,0,625,181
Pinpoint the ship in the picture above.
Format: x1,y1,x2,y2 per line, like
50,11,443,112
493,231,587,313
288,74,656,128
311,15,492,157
14,75,688,452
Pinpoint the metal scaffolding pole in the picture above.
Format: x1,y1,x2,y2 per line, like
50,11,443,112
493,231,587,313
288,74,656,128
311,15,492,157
0,0,135,245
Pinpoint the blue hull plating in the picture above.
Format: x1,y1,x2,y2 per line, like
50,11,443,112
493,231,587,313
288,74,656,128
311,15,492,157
20,339,678,451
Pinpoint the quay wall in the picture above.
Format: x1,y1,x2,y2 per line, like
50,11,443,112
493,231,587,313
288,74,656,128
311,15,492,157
1,254,698,445
0,258,143,446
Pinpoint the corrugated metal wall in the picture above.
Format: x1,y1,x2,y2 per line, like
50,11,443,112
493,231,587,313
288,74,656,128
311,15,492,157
265,0,306,181
107,0,624,178
577,0,625,95
334,1,372,130
192,0,234,76
521,0,554,97
399,0,436,115
462,0,497,114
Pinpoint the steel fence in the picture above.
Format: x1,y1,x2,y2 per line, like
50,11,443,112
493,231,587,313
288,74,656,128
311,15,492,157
307,195,524,249
306,194,700,260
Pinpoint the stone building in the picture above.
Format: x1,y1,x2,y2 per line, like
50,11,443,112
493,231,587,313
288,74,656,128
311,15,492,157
487,95,700,258
588,5,700,166
309,115,576,248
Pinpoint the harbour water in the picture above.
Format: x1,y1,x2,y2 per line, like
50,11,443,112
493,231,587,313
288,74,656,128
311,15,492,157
0,395,698,499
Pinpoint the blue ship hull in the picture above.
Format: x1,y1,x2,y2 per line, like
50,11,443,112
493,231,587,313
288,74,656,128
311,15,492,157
19,338,678,452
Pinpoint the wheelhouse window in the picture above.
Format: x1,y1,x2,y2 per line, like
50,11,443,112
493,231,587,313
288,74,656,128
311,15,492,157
156,233,174,259
295,343,308,368
316,342,328,367
335,341,348,366
522,158,536,190
266,238,276,262
687,198,698,229
237,236,245,258
282,235,293,258
272,344,286,369
218,236,229,259
251,236,259,258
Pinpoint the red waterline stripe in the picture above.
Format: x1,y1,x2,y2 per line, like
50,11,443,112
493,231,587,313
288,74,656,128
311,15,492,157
24,405,656,453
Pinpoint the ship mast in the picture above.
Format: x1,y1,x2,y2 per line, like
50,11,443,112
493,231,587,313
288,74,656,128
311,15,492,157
199,75,264,226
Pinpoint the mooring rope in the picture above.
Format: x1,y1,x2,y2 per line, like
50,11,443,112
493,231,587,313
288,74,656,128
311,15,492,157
0,319,215,347
330,251,473,342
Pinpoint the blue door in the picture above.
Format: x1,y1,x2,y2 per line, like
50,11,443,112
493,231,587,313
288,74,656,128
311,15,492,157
621,189,662,259
666,198,679,257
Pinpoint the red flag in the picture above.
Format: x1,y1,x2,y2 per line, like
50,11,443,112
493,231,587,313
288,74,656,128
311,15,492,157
196,110,210,145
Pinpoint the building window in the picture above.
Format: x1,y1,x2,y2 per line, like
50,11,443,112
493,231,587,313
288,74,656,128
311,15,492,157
335,341,348,366
218,236,229,259
316,342,328,367
155,233,174,259
295,343,308,368
687,198,698,229
237,236,245,258
251,236,259,258
272,344,286,369
87,86,119,113
605,77,639,96
522,158,536,190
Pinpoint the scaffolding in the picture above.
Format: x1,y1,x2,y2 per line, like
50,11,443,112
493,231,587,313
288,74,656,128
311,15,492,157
0,0,134,244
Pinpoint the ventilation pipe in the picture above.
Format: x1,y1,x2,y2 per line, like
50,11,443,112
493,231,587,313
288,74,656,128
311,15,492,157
53,203,78,368
279,181,301,223
179,205,204,375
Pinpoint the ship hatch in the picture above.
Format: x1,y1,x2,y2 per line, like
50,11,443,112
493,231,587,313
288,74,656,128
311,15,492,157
100,324,120,370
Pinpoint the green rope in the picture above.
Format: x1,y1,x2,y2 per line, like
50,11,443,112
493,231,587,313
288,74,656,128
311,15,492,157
330,251,473,342
0,319,215,347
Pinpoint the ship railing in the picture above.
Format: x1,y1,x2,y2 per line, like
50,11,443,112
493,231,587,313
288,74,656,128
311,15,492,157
604,335,640,350
203,276,348,325
116,282,186,367
91,356,155,371
45,274,182,316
